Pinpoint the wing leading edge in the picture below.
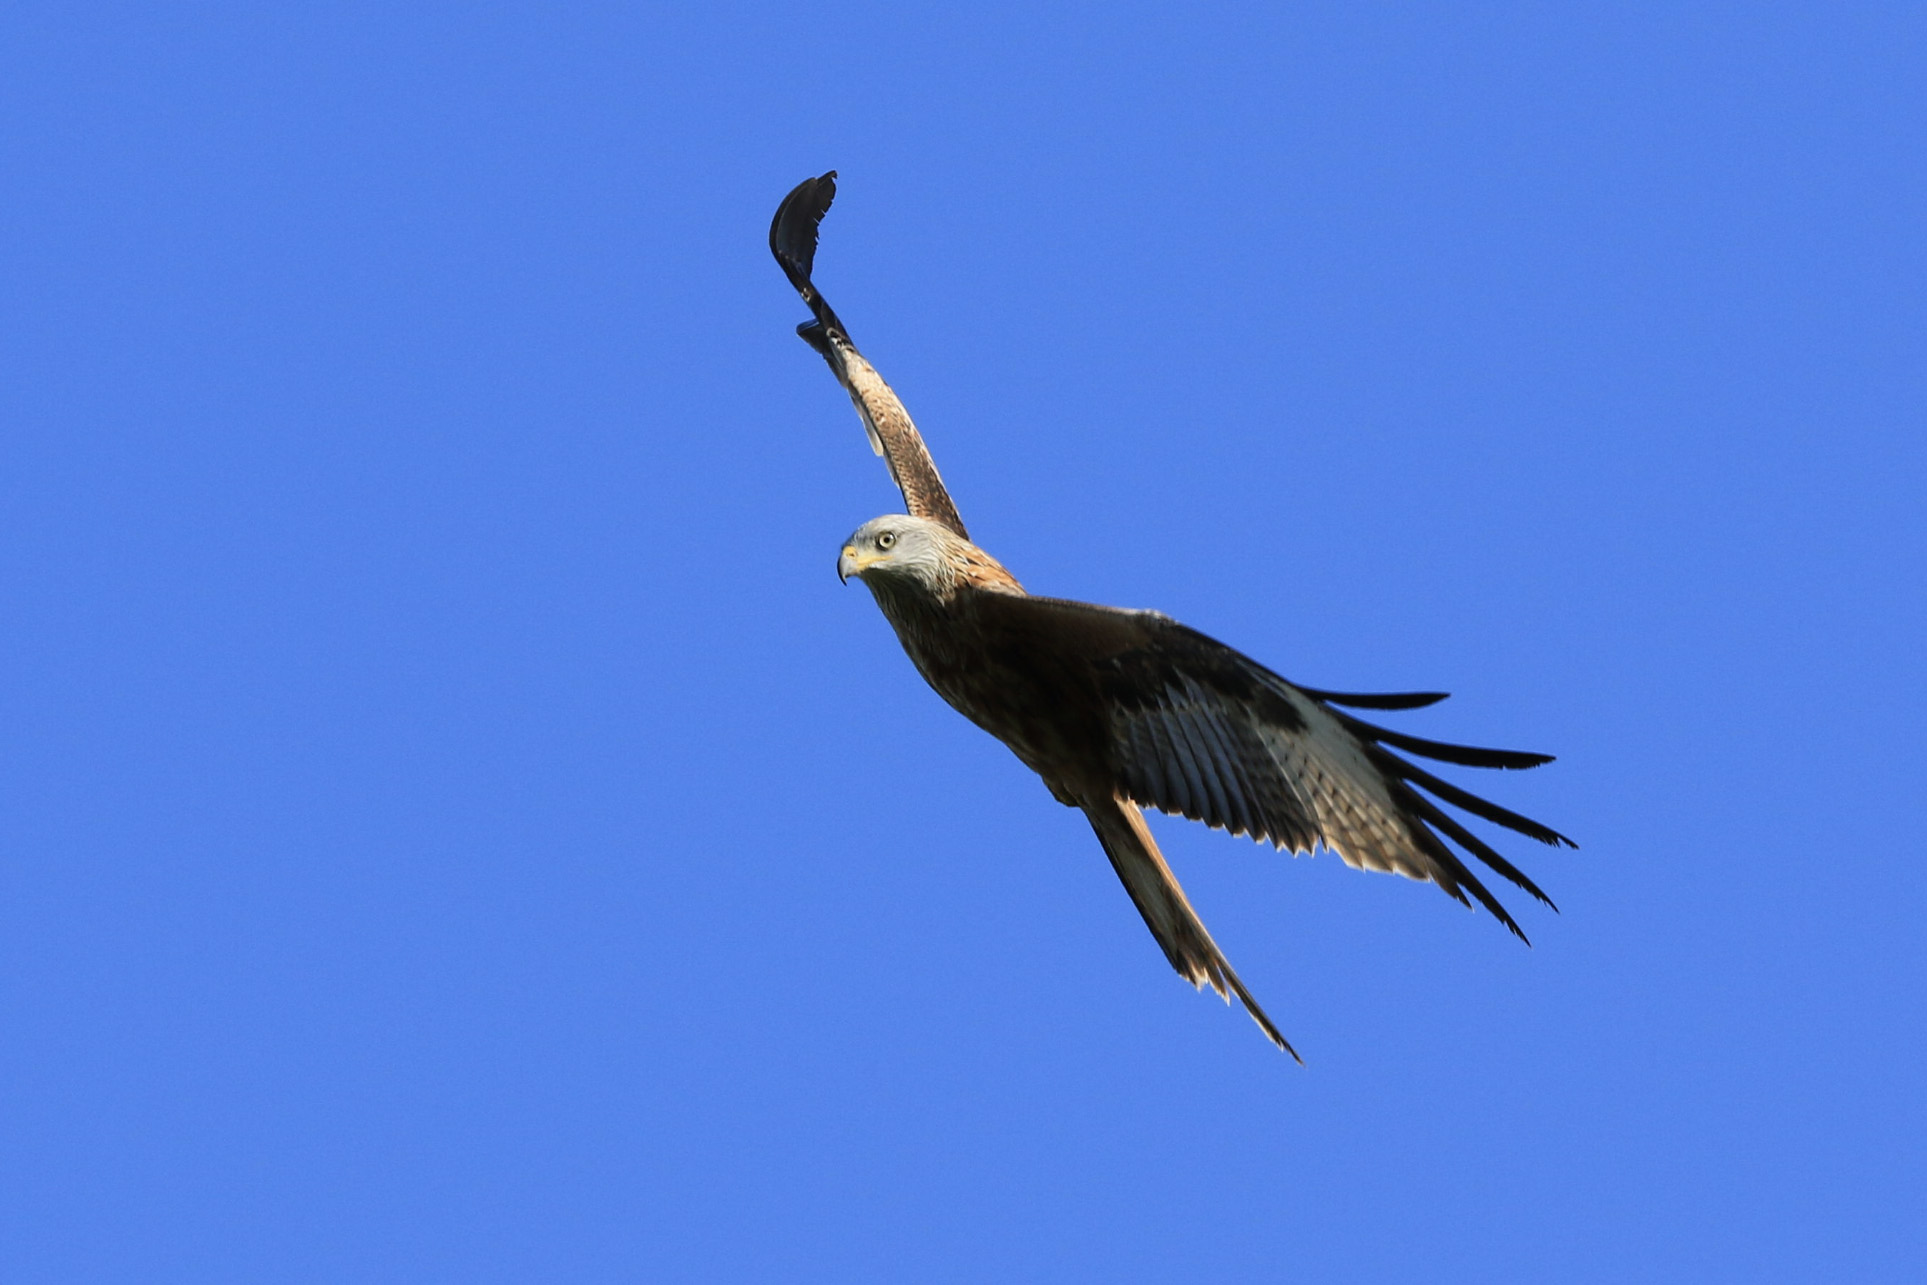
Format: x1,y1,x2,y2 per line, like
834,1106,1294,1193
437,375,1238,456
770,172,969,540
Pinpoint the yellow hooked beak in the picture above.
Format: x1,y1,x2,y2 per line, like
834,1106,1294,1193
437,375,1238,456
838,545,885,583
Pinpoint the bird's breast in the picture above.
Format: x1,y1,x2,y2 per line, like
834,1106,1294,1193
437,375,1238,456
871,585,1107,795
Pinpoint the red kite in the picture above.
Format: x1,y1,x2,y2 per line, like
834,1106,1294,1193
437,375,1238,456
771,172,1573,1059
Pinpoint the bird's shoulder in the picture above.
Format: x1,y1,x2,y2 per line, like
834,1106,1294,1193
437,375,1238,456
961,590,1168,655
960,592,1305,716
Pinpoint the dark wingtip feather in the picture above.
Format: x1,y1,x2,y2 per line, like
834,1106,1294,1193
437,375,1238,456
1406,789,1559,912
770,172,853,359
1399,807,1535,942
795,320,834,359
1383,753,1577,849
1300,687,1451,711
1462,873,1533,945
769,170,837,291
1353,721,1557,770
1432,854,1532,943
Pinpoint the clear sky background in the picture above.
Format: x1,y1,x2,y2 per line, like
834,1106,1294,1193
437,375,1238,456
2,3,1921,1281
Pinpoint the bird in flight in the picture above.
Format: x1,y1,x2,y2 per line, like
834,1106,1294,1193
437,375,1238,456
769,172,1573,1060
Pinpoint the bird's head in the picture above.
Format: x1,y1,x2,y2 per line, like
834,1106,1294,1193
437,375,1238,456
838,515,961,594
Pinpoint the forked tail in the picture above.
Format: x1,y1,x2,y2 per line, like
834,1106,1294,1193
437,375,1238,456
1084,793,1300,1062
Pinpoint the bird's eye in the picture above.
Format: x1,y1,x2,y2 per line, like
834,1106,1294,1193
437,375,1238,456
876,532,897,550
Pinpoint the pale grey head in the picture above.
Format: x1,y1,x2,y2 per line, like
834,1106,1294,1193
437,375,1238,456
836,514,965,594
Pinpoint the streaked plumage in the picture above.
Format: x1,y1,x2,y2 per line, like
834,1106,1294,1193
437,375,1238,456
777,172,1574,1060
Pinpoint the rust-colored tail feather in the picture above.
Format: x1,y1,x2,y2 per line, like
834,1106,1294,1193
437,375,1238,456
1083,794,1301,1062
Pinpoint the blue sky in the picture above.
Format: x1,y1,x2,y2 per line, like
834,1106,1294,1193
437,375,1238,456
2,3,1921,1280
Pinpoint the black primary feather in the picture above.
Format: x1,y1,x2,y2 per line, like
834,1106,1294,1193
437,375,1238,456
769,171,845,359
1387,755,1576,848
1340,718,1557,771
1298,687,1450,711
769,170,835,290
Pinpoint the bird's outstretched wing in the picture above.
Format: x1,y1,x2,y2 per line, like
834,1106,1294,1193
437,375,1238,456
971,592,1574,943
770,172,969,540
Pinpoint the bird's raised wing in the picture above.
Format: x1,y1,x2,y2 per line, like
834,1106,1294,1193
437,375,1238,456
971,593,1574,941
770,172,969,540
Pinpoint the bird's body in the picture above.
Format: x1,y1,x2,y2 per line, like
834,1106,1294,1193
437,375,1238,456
776,173,1573,1059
